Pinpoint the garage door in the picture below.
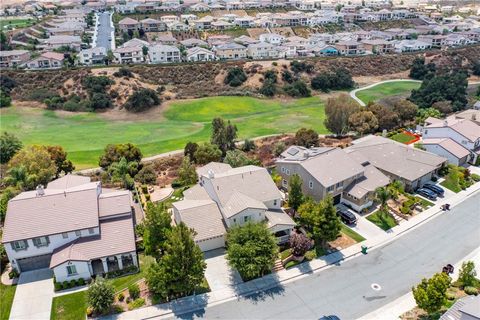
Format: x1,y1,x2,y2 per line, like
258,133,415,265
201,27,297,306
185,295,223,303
333,194,341,205
197,236,225,252
17,254,52,272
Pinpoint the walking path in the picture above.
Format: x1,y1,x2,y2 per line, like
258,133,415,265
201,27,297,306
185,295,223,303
9,269,54,320
349,79,422,106
102,178,480,320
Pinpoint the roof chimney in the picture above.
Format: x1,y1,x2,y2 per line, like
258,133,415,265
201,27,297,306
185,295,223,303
207,169,215,179
303,151,309,159
36,185,45,197
443,119,448,126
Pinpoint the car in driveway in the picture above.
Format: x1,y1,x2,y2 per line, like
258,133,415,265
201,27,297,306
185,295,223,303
417,188,437,201
337,209,357,225
423,183,444,197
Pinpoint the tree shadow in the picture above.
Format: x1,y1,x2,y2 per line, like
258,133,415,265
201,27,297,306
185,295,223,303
169,293,209,320
234,271,285,304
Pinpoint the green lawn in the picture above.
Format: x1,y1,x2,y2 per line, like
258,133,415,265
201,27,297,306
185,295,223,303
109,254,155,293
355,81,421,104
366,209,398,231
50,290,87,320
1,96,327,169
0,18,34,30
390,132,415,144
341,225,366,243
0,283,16,320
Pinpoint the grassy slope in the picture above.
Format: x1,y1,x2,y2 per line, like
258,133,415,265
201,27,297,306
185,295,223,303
1,96,327,169
0,284,16,320
50,291,87,320
356,81,421,104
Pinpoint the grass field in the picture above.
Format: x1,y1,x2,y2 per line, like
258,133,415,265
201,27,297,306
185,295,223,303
366,209,397,231
50,290,87,320
355,81,421,104
341,225,366,243
0,96,327,169
390,132,416,144
0,284,16,320
0,18,34,30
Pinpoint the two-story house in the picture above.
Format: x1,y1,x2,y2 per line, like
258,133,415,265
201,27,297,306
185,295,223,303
214,42,247,60
186,46,216,62
2,175,137,283
140,18,167,32
422,116,480,165
25,52,65,70
172,163,295,252
0,50,31,68
79,47,107,65
118,17,140,33
276,146,390,212
148,44,181,63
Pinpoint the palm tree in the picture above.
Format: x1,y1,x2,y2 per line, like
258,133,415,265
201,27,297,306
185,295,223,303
375,186,391,210
108,157,136,189
387,180,404,203
5,165,28,190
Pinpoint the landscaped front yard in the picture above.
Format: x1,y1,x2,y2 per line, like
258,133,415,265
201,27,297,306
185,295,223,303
440,165,480,193
51,291,87,320
366,209,397,231
0,283,17,320
389,132,418,144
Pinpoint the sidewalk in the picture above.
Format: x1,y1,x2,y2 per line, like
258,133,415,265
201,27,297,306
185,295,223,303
103,181,480,320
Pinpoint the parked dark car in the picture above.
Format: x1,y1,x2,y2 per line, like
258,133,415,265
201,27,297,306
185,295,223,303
423,183,444,197
417,188,437,201
337,210,357,225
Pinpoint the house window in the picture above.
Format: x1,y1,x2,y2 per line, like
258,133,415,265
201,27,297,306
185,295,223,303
282,179,288,187
327,185,334,192
273,199,277,206
75,230,81,237
233,218,236,223
336,181,343,188
244,216,250,222
66,265,77,276
281,167,286,173
11,240,27,251
309,181,313,189
62,233,69,239
88,228,94,234
33,236,49,247
286,169,290,176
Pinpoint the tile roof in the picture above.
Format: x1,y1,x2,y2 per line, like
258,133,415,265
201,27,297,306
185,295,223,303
173,200,226,241
344,165,389,199
422,138,470,159
98,191,132,218
2,183,100,243
222,191,267,218
46,174,91,189
265,210,295,229
425,116,480,142
183,185,211,200
49,216,136,268
119,17,139,25
196,162,232,177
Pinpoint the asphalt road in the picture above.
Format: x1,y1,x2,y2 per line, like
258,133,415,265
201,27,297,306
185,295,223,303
96,11,113,50
173,191,480,320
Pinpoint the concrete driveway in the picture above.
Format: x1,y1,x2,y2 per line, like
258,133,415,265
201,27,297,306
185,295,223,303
9,268,54,320
204,249,243,292
337,204,386,239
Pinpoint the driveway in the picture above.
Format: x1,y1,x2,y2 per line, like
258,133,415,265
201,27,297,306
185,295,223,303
337,204,385,239
9,268,54,320
204,249,243,292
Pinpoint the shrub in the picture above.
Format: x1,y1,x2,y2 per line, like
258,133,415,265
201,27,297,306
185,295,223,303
70,279,77,288
63,281,70,288
124,88,161,113
88,93,111,110
445,292,455,300
77,278,86,286
113,67,133,78
145,194,151,201
141,185,148,193
135,165,157,185
290,60,314,74
471,174,480,182
283,80,311,97
431,176,438,182
171,180,182,188
464,286,479,295
87,277,114,315
117,292,125,302
128,283,140,300
8,269,19,279
242,139,255,152
86,307,94,317
28,88,57,101
273,141,286,156
224,67,247,87
304,250,316,261
54,282,63,291
128,298,145,310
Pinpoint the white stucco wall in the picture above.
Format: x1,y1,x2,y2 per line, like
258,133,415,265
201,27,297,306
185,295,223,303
53,261,91,283
6,227,100,267
226,208,265,228
423,144,465,166
423,127,477,151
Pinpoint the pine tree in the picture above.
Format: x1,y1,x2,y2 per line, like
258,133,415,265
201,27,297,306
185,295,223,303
177,156,197,186
143,202,172,259
318,196,341,246
288,174,304,211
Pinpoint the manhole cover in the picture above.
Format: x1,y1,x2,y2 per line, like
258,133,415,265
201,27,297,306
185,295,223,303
371,283,382,291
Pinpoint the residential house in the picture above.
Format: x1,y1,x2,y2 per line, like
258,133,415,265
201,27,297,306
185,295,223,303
113,46,144,64
234,35,259,46
0,50,31,68
79,47,107,65
418,35,446,48
1,175,137,282
214,42,247,60
211,20,234,30
394,39,431,52
148,44,181,63
335,40,366,55
25,52,65,70
186,46,216,62
246,42,279,59
173,163,295,251
440,295,480,320
345,135,447,191
118,17,140,33
168,21,190,31
41,35,82,51
160,15,179,24
276,146,389,212
259,33,285,45
194,15,214,30
180,38,208,48
421,116,480,165
140,18,167,32
190,2,210,11
361,39,394,54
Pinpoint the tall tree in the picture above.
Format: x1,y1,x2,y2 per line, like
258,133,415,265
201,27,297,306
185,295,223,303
184,142,198,163
46,145,74,177
226,222,278,281
295,128,319,147
143,202,172,259
288,174,303,211
375,187,391,210
177,156,197,186
108,157,137,190
458,261,477,287
348,111,379,136
223,149,255,168
317,196,341,246
0,132,22,164
324,94,358,135
210,117,237,155
146,223,206,300
99,143,142,170
7,145,57,190
193,142,222,165
412,272,451,314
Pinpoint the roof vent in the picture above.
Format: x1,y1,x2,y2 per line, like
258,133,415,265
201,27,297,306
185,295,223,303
444,119,448,126
207,169,215,179
303,151,309,159
36,185,45,197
